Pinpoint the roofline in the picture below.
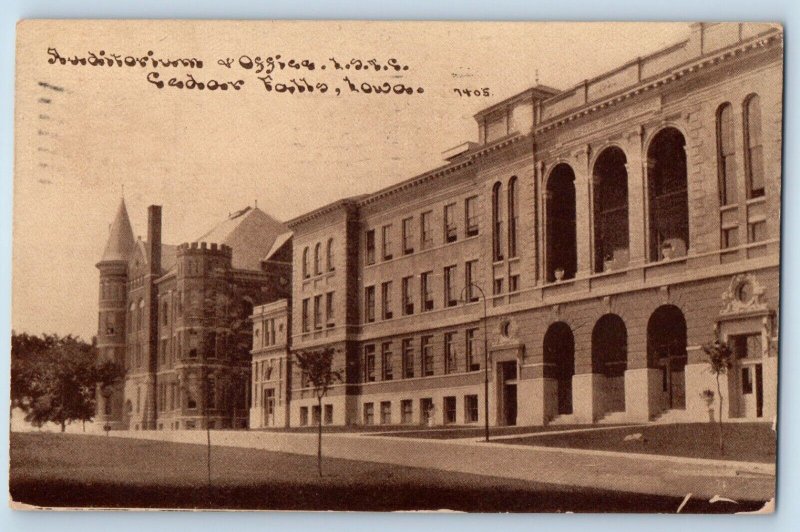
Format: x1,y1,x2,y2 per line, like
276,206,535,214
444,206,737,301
286,196,366,228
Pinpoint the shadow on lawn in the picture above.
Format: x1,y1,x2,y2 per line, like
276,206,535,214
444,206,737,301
10,478,764,513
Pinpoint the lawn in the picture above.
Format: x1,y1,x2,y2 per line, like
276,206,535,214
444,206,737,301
368,424,629,440
9,432,760,512
498,422,776,463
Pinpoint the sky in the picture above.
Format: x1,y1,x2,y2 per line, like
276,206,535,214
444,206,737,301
12,20,691,340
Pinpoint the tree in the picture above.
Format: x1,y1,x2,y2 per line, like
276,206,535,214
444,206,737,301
702,340,735,455
294,347,341,477
11,332,122,432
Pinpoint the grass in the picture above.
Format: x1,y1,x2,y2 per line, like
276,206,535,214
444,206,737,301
9,432,761,512
498,422,776,463
368,424,629,439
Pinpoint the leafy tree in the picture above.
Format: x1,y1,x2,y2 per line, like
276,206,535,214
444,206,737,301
11,332,122,432
294,347,341,477
702,340,735,455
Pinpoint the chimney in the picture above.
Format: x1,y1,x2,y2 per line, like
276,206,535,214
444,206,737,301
147,205,162,276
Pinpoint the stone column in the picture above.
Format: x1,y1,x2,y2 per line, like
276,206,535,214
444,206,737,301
624,368,662,421
625,127,647,267
573,146,593,276
572,373,604,423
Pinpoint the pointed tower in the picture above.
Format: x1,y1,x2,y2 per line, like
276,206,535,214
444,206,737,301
95,197,135,429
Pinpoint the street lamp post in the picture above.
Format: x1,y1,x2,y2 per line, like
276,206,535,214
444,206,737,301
460,282,490,443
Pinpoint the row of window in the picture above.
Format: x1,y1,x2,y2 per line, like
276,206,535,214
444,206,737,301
362,395,480,425
300,291,336,332
365,196,480,265
299,404,334,426
254,317,281,348
362,329,482,383
301,239,335,279
364,261,483,323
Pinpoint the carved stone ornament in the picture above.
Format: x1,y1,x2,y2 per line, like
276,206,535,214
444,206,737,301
720,273,768,315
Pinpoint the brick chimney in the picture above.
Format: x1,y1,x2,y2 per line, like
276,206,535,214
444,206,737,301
147,205,162,275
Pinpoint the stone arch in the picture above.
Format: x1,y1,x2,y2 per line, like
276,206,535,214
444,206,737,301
545,163,577,282
591,313,627,413
647,304,688,409
543,321,575,415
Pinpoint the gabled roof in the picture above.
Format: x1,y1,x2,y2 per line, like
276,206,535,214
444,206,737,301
193,206,288,271
100,198,136,263
263,230,293,262
132,239,178,275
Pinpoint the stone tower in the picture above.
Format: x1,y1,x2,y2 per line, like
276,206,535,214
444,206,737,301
95,197,135,429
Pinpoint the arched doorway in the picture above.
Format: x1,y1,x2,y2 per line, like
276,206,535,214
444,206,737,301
647,305,688,410
546,164,577,282
591,314,627,413
543,322,575,415
647,128,689,261
593,147,629,273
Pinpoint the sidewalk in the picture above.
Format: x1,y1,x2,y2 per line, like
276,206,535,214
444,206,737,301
112,428,775,502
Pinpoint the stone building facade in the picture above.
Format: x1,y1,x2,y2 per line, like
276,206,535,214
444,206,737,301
96,203,291,430
274,23,782,429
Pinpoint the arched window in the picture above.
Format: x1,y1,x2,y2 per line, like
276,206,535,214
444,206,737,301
492,182,504,261
326,238,334,271
314,243,322,275
717,103,737,206
545,164,577,281
744,94,764,198
507,176,519,258
302,247,310,279
592,147,629,272
543,322,575,415
647,127,689,262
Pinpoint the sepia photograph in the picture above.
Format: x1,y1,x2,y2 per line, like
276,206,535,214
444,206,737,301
9,19,781,513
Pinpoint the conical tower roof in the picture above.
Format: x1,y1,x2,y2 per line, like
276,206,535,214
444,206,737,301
100,197,136,263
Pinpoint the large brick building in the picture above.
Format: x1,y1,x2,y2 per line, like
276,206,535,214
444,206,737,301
95,203,291,430
273,22,782,428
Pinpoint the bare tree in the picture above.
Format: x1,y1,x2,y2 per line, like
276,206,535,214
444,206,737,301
294,347,340,477
702,340,735,455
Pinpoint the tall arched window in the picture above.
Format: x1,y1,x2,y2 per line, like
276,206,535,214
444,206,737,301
716,103,737,206
302,247,309,279
647,127,689,262
492,182,504,261
507,176,518,258
326,238,334,271
545,164,577,281
744,94,764,198
592,147,629,272
314,243,322,275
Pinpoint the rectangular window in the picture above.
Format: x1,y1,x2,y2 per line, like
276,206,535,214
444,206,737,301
742,367,753,395
324,404,334,425
444,265,458,307
364,345,376,382
402,339,414,378
493,278,503,295
421,271,434,311
313,294,322,329
717,103,738,206
402,217,414,254
301,298,310,332
748,220,767,243
466,328,480,371
381,281,393,320
465,260,478,302
365,229,376,265
160,339,168,365
421,335,434,377
421,398,434,425
382,224,393,260
722,226,739,249
311,405,321,425
401,399,413,424
444,332,457,374
382,342,394,380
380,401,392,424
465,196,479,237
745,95,765,198
365,286,376,323
363,403,375,425
421,211,433,249
444,396,457,424
325,292,335,327
188,331,198,358
300,406,309,426
402,276,414,315
465,394,479,423
444,203,457,243
509,274,520,293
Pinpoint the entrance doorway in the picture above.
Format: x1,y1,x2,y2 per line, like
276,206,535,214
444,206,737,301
647,305,688,410
499,361,518,426
263,388,275,427
543,322,575,415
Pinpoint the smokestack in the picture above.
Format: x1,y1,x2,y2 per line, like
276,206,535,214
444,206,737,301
147,205,162,275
